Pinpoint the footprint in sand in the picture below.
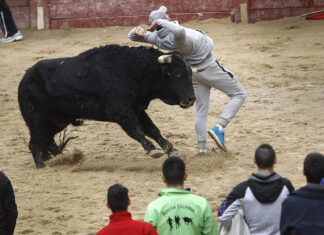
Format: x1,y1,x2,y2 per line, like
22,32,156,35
20,229,34,234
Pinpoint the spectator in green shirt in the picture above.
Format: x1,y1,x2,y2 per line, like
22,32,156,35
144,157,219,235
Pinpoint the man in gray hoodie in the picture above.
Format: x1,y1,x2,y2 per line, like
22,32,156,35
218,144,294,235
128,6,246,154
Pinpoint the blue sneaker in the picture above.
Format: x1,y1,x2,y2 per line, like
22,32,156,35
208,126,227,152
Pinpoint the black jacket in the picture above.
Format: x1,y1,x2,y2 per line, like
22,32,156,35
280,184,324,235
0,171,18,235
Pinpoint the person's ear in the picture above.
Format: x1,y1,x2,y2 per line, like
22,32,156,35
253,158,257,165
128,199,131,206
274,157,277,165
184,172,187,181
162,175,167,184
107,202,111,209
303,170,306,176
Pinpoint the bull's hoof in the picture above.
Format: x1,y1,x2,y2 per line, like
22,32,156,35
36,162,46,169
168,149,180,157
148,149,164,159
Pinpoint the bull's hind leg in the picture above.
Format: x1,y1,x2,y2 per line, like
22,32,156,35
29,116,75,168
118,114,163,158
27,114,54,168
29,139,46,169
28,130,51,169
137,111,178,157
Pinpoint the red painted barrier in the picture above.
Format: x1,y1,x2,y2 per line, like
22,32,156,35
6,0,324,29
306,12,324,19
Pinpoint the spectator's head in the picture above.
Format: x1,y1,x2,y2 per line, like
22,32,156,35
107,184,130,213
303,152,324,184
162,157,187,187
254,144,276,170
149,6,168,25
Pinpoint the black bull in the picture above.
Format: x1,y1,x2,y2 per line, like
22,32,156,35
18,45,196,168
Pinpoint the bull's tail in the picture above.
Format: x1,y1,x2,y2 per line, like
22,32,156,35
50,130,78,156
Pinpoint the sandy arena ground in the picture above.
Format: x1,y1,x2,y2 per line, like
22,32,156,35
0,16,324,234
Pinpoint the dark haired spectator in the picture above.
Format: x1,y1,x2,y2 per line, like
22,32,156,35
0,171,18,235
218,144,294,235
97,184,158,235
0,0,23,43
144,157,219,235
280,152,324,235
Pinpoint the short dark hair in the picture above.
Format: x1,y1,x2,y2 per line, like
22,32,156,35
107,184,129,213
162,157,185,186
255,144,276,169
304,152,324,184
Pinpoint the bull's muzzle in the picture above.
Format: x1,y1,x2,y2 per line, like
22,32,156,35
180,96,196,109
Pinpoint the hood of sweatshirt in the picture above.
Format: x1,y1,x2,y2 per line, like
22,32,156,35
292,184,324,200
247,172,287,203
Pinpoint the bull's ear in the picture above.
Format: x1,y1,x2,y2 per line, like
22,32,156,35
158,55,172,64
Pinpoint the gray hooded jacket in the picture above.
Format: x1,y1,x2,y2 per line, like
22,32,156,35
128,19,215,70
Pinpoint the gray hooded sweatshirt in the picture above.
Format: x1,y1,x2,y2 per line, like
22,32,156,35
128,19,215,70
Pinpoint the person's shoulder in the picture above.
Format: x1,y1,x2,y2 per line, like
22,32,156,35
236,179,249,187
189,193,207,200
232,180,249,194
283,189,302,203
146,196,164,209
276,175,295,192
131,219,158,233
0,171,9,184
96,225,110,235
281,176,293,185
187,193,211,206
133,219,155,227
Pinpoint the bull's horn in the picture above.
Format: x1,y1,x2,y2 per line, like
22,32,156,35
192,68,198,73
158,55,172,64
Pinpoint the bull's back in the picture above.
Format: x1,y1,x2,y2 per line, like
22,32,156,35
48,45,152,103
18,45,161,121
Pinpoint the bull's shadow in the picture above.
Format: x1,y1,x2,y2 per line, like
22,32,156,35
18,45,195,168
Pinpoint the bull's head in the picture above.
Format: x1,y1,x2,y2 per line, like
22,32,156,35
158,52,196,109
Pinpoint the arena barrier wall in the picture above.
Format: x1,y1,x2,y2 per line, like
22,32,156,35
7,0,324,29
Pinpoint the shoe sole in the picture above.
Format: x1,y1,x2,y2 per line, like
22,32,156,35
13,36,23,41
198,151,210,155
148,149,164,159
208,130,227,152
0,35,23,43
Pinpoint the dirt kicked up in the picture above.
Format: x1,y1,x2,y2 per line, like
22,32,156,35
0,16,323,234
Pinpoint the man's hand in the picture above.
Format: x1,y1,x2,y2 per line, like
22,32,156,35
136,27,146,38
147,20,159,32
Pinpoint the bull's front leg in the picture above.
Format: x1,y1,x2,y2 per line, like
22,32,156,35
137,111,178,157
118,114,164,159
